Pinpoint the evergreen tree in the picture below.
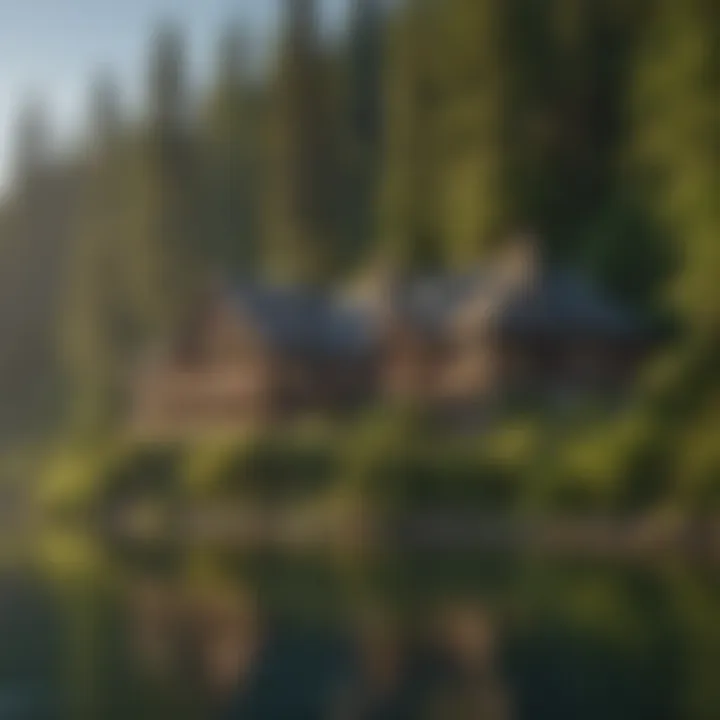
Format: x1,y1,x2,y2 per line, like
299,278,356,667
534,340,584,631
536,0,638,258
378,0,441,273
62,72,130,433
632,0,720,331
433,0,510,266
12,97,52,190
0,100,82,438
627,0,720,503
264,0,336,284
201,23,262,273
340,0,384,269
129,21,199,332
347,0,383,165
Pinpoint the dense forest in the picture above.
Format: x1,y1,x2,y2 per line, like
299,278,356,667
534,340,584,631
0,0,718,508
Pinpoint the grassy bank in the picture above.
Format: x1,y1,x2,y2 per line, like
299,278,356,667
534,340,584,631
35,402,720,535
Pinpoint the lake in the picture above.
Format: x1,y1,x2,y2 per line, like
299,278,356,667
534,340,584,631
0,533,719,719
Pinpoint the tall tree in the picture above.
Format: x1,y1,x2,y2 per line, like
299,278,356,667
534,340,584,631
12,97,52,190
378,0,441,273
632,0,720,331
201,23,262,273
0,101,82,439
62,72,130,432
129,22,199,332
532,0,646,258
627,0,720,501
433,0,511,266
264,0,336,284
340,0,384,269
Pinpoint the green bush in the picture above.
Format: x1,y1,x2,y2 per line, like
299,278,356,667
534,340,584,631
97,442,184,509
341,410,523,513
37,444,110,516
242,432,338,501
182,428,340,502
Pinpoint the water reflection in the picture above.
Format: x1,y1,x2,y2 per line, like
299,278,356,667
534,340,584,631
124,580,512,719
1,542,719,718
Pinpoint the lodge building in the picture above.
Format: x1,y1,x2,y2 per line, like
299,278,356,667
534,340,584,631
129,237,651,438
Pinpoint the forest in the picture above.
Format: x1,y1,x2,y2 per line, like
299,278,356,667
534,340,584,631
0,0,718,518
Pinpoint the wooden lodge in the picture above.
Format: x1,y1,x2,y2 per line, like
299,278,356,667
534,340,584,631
129,284,374,438
129,237,652,438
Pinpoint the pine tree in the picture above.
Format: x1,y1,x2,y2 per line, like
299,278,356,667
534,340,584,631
632,0,720,331
534,0,640,258
62,72,128,432
12,97,52,191
201,23,262,273
433,0,511,266
378,0,441,273
340,0,384,268
347,0,383,162
380,0,519,271
627,0,720,503
264,0,336,284
0,100,82,437
129,21,199,332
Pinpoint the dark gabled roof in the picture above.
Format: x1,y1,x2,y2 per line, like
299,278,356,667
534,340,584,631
220,254,641,355
490,268,643,337
352,261,642,339
357,269,493,335
230,282,372,355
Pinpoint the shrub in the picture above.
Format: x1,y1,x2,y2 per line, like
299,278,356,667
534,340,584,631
182,428,340,502
97,441,184,510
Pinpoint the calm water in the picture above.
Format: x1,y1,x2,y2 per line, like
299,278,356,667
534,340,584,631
1,535,720,719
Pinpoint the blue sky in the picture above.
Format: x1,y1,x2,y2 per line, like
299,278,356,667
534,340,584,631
0,0,350,186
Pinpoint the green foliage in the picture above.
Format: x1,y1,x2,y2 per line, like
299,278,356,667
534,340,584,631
631,0,720,330
378,1,444,272
2,0,719,521
181,436,244,498
37,442,115,516
580,196,676,314
199,24,262,273
626,0,720,510
97,442,184,509
263,0,339,284
181,427,340,502
340,409,523,513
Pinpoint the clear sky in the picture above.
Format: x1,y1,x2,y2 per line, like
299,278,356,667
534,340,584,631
0,0,349,187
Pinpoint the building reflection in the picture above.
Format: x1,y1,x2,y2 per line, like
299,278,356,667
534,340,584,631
186,584,262,699
126,577,184,682
429,602,513,719
124,577,511,719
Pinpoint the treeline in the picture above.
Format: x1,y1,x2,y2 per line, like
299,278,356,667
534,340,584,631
0,0,717,459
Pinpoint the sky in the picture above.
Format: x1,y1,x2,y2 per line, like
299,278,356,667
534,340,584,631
0,0,350,187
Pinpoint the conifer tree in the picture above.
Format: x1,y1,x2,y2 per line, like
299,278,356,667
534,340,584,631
341,0,384,268
62,72,128,432
534,0,639,258
433,0,510,266
379,0,441,273
0,100,82,437
632,0,720,331
264,0,336,284
129,22,198,331
201,23,261,273
627,0,720,500
12,97,52,191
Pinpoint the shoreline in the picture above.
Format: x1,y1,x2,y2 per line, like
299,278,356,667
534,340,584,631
99,506,720,561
